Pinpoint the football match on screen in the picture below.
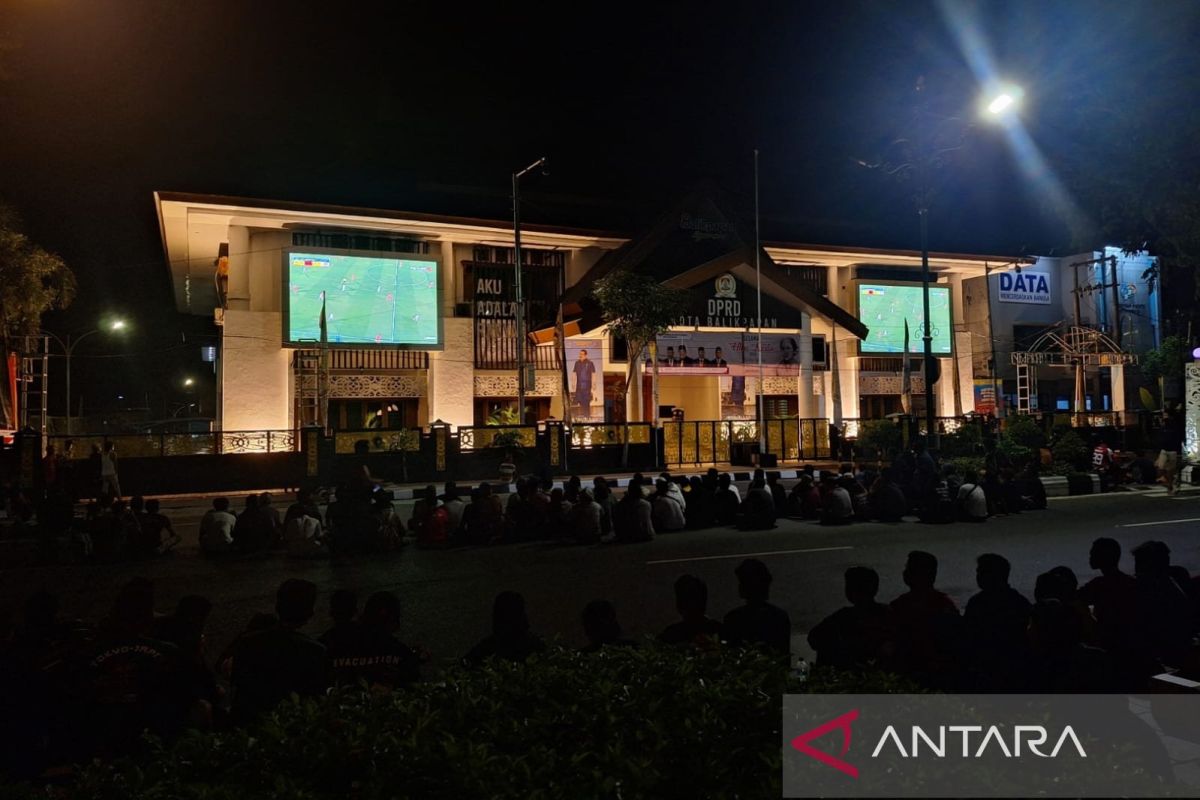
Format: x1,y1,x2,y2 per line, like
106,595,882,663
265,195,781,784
286,252,439,346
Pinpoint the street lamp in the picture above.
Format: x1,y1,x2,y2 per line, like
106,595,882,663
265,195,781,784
183,377,195,388
911,82,1022,439
512,156,548,425
43,318,128,435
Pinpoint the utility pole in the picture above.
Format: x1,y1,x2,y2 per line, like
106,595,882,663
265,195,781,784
512,157,547,424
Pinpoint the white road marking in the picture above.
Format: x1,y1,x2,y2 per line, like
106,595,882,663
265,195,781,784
646,546,853,566
1117,517,1200,528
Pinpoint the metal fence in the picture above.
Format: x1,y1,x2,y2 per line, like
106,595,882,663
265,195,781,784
457,425,538,451
660,419,832,466
569,423,653,448
46,430,297,458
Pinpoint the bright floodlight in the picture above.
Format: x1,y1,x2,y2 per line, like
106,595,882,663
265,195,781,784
987,93,1015,114
110,319,127,331
183,377,195,387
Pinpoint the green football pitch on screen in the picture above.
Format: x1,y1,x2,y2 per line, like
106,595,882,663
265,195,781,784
286,252,439,346
858,283,951,354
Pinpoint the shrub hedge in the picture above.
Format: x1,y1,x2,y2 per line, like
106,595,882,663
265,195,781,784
23,645,919,800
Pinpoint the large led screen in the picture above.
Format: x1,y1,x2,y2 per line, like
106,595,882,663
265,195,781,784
858,283,952,354
284,250,440,347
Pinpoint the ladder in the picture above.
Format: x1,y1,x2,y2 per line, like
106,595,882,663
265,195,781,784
294,349,321,428
1015,363,1037,413
17,335,50,435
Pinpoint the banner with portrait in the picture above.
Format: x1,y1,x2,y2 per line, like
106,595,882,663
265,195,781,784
650,331,821,376
565,338,603,422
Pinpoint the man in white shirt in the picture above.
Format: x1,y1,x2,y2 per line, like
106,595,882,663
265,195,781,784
200,497,237,554
957,472,989,522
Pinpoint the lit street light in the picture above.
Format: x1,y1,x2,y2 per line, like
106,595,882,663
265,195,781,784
911,81,1022,437
42,318,128,435
183,377,195,387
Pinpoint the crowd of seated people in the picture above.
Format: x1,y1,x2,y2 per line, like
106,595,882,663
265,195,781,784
395,445,1049,550
807,540,1200,692
6,534,1200,780
199,486,403,559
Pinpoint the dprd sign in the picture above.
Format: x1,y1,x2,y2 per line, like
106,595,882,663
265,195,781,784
997,271,1052,305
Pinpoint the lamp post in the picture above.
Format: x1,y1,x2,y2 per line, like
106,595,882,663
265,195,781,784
43,318,127,435
912,81,1020,439
512,157,548,424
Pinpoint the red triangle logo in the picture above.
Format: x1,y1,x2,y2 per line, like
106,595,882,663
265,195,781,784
790,708,860,779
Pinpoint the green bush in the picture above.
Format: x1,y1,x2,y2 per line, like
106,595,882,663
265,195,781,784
59,645,919,800
946,455,985,478
855,419,903,460
938,423,983,458
1050,428,1089,471
997,414,1045,467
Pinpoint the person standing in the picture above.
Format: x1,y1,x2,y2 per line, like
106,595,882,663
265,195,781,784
572,348,597,419
1157,407,1185,496
99,442,121,499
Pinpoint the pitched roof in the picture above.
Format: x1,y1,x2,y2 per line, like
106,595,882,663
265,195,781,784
563,184,869,339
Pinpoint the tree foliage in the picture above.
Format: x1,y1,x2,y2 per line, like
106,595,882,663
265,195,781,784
591,270,686,359
0,204,76,426
0,204,76,339
591,271,686,462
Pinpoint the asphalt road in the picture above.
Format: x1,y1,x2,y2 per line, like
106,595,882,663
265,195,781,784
2,487,1197,670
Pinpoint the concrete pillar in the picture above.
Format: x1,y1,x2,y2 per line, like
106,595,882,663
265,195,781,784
429,316,474,428
1110,364,1126,420
798,314,815,418
227,226,251,310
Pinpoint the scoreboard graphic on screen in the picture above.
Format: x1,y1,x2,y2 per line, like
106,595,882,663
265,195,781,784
857,283,952,354
283,249,441,348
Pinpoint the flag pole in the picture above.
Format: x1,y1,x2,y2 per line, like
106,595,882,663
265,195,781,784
755,149,765,458
319,290,330,433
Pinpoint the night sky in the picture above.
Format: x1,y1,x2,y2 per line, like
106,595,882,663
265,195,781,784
0,0,1196,414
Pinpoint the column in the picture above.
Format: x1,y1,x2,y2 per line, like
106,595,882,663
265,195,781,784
1110,364,1126,422
798,314,815,418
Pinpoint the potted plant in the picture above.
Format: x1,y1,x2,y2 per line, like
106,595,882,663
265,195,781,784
490,429,524,483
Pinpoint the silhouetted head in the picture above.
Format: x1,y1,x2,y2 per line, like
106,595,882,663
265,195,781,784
259,492,272,507
276,579,318,628
1090,537,1121,572
751,477,766,490
244,494,258,510
735,558,772,603
976,553,1012,591
674,574,708,618
130,495,145,513
145,498,160,514
655,478,669,494
903,551,938,591
423,485,438,504
753,468,766,483
844,566,879,605
593,476,608,490
443,481,459,500
582,599,621,646
718,473,732,489
362,591,401,633
479,482,493,498
1034,570,1070,603
1132,540,1171,578
689,476,704,492
550,487,565,505
492,591,529,638
1048,565,1078,595
329,589,357,623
